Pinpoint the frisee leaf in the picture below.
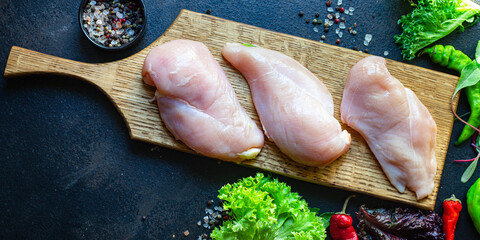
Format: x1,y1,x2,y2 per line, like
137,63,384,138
211,173,327,240
394,0,480,60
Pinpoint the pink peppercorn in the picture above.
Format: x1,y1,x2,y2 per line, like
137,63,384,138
334,18,340,24
339,7,345,13
326,0,332,7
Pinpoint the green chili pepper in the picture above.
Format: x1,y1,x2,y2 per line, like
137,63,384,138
421,45,472,72
420,44,480,145
467,177,480,234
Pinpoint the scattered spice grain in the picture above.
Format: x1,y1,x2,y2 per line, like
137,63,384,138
298,11,304,17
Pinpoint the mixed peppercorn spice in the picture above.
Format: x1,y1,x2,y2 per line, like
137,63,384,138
82,0,144,48
297,0,388,56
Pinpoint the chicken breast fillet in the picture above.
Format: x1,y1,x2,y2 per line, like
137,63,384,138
222,43,351,166
142,39,264,162
341,56,437,200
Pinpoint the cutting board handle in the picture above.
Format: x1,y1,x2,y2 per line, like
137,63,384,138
4,46,115,92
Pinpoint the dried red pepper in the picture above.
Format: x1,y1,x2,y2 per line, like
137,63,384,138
443,194,462,240
330,195,358,240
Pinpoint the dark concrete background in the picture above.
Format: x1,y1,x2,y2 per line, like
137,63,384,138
1,0,480,239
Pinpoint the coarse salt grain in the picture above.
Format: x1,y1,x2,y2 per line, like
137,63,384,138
365,34,373,42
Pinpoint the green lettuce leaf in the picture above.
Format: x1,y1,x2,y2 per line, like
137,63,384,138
210,173,326,240
394,0,480,60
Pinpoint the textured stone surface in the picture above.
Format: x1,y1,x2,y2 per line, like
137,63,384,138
1,0,480,239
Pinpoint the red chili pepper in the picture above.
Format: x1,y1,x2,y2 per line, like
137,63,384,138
443,194,462,240
330,195,358,240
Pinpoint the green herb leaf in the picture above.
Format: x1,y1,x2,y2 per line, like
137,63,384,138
242,43,257,48
461,153,480,183
476,40,480,64
451,61,480,101
319,212,335,228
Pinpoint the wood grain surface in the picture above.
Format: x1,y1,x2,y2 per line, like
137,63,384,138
4,9,459,210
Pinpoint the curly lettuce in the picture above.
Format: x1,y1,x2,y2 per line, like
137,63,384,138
210,173,326,240
394,0,480,60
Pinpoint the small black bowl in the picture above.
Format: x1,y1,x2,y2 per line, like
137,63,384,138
79,0,147,51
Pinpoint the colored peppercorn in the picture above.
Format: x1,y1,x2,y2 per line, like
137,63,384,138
334,18,340,24
330,195,358,240
298,11,304,17
443,194,462,240
336,39,341,44
326,0,332,7
420,44,480,145
468,177,480,234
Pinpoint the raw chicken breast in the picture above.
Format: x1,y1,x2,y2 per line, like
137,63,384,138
142,39,264,162
341,56,437,200
222,43,351,166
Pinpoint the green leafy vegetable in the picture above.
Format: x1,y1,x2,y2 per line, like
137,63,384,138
452,60,480,101
242,43,257,47
457,134,480,183
319,212,335,228
394,0,480,60
210,173,326,240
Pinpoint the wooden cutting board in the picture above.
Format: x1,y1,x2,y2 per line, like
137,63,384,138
4,9,459,210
